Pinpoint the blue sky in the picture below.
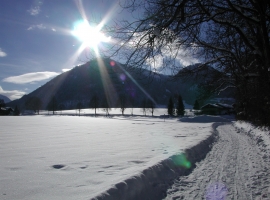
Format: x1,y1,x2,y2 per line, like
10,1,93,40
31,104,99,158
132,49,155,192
0,0,124,100
0,0,199,101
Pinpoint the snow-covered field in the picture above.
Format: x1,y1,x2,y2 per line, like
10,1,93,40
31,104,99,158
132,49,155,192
0,112,218,200
1,112,269,200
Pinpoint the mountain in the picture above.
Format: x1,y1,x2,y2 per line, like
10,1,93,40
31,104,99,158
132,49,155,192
173,63,235,104
7,58,180,110
175,63,223,82
7,59,234,111
0,94,11,103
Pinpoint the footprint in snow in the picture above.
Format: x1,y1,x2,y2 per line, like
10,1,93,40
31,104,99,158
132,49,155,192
52,164,66,169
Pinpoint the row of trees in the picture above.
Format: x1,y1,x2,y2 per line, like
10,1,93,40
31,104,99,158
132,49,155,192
22,94,157,116
23,94,202,117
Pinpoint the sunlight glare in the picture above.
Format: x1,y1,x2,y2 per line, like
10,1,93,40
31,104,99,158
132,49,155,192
72,20,111,48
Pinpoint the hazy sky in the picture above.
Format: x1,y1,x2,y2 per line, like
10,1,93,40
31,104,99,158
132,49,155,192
0,0,126,100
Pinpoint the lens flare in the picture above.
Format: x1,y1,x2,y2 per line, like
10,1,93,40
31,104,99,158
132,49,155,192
110,61,115,66
120,74,126,81
205,182,228,200
171,153,191,169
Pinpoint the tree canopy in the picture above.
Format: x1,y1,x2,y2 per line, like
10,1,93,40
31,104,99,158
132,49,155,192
102,0,270,125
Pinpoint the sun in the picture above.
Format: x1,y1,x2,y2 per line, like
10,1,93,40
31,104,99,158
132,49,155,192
72,20,110,48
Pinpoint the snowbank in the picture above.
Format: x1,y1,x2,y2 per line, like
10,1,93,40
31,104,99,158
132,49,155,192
92,123,218,200
179,115,234,123
234,121,270,162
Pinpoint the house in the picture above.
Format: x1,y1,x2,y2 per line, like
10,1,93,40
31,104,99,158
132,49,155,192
215,103,234,114
200,103,234,115
0,107,14,115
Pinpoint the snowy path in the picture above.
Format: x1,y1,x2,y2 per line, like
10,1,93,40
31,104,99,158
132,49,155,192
165,123,270,200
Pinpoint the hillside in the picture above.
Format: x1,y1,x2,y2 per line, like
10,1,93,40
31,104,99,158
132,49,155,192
8,58,178,110
7,59,234,110
173,64,235,104
0,94,11,103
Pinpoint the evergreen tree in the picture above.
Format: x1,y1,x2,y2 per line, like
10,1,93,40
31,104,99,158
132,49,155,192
193,100,200,110
13,105,20,116
176,95,185,116
167,97,174,116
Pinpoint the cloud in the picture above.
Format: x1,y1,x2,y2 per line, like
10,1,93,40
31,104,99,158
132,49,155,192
27,6,41,16
0,86,26,100
0,48,7,57
62,68,71,72
2,71,60,84
126,31,200,75
27,24,46,31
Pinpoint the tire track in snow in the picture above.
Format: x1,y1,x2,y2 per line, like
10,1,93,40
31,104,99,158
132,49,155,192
164,123,270,200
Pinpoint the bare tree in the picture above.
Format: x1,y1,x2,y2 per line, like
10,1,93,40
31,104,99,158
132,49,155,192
101,0,270,125
76,102,82,117
89,94,99,117
118,94,127,115
141,98,147,116
47,96,58,115
101,98,111,117
147,99,156,116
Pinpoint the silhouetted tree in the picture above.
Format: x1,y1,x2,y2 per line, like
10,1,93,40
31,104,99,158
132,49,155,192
105,0,270,125
147,99,156,116
167,97,174,116
176,95,185,116
193,100,200,110
141,99,147,116
118,94,127,115
89,94,99,117
47,96,58,115
25,97,42,114
101,99,111,117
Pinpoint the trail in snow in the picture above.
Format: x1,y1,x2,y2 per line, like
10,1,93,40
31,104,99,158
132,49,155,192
164,123,270,200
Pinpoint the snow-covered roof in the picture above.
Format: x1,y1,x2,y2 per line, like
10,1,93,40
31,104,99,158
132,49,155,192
201,103,223,110
201,103,234,110
216,103,233,109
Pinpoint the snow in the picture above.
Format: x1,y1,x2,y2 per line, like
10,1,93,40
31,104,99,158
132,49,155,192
165,121,270,200
1,113,269,200
0,114,215,200
234,121,270,152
